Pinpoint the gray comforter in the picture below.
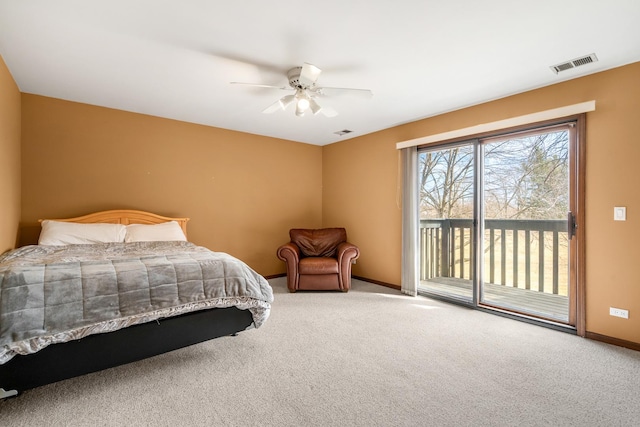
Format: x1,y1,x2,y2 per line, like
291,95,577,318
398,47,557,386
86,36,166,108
0,241,273,364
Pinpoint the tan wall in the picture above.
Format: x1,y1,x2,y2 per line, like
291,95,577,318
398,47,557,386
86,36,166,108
0,55,21,254
21,95,322,275
323,62,640,344
322,128,403,285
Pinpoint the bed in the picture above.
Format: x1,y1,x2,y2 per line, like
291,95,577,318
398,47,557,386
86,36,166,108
0,210,273,397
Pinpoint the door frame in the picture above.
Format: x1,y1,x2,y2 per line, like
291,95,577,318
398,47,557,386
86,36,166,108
417,114,586,335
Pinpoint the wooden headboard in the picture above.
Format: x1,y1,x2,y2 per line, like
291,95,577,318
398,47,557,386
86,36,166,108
39,210,190,238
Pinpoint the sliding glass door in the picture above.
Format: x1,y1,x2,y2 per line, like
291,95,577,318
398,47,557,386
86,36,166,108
417,121,579,327
479,125,572,322
418,142,475,303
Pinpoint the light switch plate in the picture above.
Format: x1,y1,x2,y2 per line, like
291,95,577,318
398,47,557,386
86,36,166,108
614,207,626,221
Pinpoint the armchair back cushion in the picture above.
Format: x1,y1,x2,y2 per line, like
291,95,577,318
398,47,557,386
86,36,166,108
290,228,347,258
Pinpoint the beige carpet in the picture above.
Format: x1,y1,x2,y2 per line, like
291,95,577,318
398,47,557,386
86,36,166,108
1,277,639,426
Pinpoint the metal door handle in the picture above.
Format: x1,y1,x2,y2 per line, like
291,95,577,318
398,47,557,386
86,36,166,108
568,211,576,240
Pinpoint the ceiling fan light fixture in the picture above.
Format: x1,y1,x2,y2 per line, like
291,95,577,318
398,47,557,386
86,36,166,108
295,105,305,117
238,62,372,118
309,98,322,115
278,95,295,110
295,90,310,116
297,97,310,111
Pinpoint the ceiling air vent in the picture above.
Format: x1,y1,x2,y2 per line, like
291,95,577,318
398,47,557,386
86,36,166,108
550,53,598,74
334,129,353,136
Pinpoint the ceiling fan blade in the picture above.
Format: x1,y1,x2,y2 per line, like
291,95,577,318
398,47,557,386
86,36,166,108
316,87,373,98
209,51,286,74
262,94,296,114
279,94,295,109
262,100,284,114
230,82,291,90
299,63,322,87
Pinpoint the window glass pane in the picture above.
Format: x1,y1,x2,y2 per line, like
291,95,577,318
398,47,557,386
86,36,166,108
418,144,474,302
481,129,570,322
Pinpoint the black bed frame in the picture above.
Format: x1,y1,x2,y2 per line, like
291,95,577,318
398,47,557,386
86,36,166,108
0,306,254,396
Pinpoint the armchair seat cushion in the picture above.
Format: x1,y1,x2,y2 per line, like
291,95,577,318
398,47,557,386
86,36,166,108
299,257,339,275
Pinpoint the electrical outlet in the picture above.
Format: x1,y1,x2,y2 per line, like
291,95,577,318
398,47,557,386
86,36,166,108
610,307,629,319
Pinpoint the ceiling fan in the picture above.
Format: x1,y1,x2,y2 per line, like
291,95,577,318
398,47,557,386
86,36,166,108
230,62,373,117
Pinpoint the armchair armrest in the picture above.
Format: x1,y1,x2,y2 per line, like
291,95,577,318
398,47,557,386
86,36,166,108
277,242,300,264
277,242,301,292
336,242,360,291
336,242,359,265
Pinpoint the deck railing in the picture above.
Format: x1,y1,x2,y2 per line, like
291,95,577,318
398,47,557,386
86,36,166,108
419,218,568,295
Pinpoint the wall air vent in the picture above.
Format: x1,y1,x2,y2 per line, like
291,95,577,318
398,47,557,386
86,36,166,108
334,129,353,136
550,53,598,74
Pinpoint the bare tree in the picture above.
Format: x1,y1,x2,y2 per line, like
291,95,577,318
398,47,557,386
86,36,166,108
419,146,474,219
484,131,568,220
420,130,568,220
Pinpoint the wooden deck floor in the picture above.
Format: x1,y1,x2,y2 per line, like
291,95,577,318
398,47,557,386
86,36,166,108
419,277,569,322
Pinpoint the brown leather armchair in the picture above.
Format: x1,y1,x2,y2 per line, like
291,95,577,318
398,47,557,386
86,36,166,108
277,228,360,292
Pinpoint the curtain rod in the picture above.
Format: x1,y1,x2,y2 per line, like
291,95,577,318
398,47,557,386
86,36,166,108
396,100,595,150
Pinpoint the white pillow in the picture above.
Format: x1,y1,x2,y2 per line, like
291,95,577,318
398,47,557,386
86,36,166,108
125,221,187,242
38,220,127,245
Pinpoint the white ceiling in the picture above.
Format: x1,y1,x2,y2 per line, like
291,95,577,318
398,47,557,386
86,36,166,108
1,1,639,146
